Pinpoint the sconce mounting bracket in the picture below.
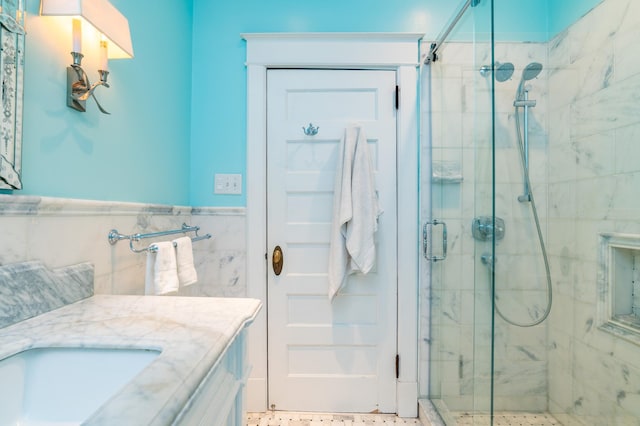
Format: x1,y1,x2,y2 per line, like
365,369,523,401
67,66,87,112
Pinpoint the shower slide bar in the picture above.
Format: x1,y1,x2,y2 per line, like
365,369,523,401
425,0,481,64
108,223,212,253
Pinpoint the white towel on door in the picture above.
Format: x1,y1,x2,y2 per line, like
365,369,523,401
144,241,179,295
173,236,198,287
328,125,382,300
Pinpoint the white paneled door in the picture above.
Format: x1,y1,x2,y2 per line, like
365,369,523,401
266,69,398,413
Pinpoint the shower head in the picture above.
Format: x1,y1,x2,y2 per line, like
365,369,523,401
479,61,514,82
516,62,543,98
495,62,515,82
521,62,543,81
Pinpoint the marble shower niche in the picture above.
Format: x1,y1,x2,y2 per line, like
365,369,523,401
599,233,640,344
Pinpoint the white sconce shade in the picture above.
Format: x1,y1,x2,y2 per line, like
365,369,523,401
40,0,134,59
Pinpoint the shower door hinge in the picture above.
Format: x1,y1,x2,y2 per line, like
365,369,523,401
395,354,400,379
395,85,400,110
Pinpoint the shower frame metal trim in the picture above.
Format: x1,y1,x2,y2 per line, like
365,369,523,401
425,0,481,64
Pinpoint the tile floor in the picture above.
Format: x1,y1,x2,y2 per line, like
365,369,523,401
247,412,423,426
453,412,561,426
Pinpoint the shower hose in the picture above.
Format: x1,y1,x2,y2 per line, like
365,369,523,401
490,103,553,328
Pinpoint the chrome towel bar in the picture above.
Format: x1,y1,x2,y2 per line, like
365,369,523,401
108,223,212,253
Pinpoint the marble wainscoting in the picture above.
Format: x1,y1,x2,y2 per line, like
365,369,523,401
183,207,247,298
0,195,247,298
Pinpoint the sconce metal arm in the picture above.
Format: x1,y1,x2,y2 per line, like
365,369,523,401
67,53,111,115
72,65,110,101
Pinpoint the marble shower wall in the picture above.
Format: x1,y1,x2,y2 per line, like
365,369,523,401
423,39,549,413
546,0,640,423
0,195,246,298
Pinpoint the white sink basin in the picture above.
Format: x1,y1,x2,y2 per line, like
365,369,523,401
0,347,160,425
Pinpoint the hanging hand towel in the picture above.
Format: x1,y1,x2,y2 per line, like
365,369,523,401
173,236,198,287
144,241,179,295
328,125,382,300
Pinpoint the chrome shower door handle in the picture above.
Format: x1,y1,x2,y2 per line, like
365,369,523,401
423,219,448,262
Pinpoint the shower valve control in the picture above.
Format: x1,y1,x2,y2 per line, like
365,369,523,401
472,216,505,242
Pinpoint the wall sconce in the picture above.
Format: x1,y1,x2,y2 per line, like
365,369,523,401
40,0,134,115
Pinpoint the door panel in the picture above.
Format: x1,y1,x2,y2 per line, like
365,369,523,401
266,69,398,413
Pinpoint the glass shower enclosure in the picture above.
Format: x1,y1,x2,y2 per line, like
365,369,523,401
420,0,640,424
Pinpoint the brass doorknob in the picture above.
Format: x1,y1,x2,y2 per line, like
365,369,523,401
272,246,283,276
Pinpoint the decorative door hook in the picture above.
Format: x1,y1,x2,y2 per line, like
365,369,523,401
302,123,319,136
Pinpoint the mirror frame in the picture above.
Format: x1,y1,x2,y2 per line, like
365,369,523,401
0,0,25,190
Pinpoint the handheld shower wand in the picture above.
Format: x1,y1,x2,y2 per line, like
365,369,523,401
514,62,543,202
515,62,543,100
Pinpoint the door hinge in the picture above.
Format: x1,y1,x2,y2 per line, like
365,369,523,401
395,354,400,379
395,85,400,110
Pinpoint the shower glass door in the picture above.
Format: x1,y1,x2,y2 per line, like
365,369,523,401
490,0,552,419
426,0,640,424
423,0,495,422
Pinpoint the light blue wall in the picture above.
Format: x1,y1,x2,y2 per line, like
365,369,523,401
8,0,193,205
189,0,553,207
481,0,603,42
494,0,605,42
8,0,599,207
448,0,549,42
189,0,460,207
494,0,549,41
548,0,603,37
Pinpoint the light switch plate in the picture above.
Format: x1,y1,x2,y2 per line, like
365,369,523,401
214,174,242,195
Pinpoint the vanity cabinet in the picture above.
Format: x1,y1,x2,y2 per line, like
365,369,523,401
174,329,249,426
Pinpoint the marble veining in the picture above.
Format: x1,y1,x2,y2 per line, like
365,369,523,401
0,261,93,329
0,295,262,426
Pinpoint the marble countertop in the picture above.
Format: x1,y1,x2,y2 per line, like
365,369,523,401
0,295,262,426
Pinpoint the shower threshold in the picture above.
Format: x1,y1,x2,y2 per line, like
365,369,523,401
419,399,562,426
247,411,422,425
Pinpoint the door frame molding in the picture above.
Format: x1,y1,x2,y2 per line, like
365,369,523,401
243,33,421,417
